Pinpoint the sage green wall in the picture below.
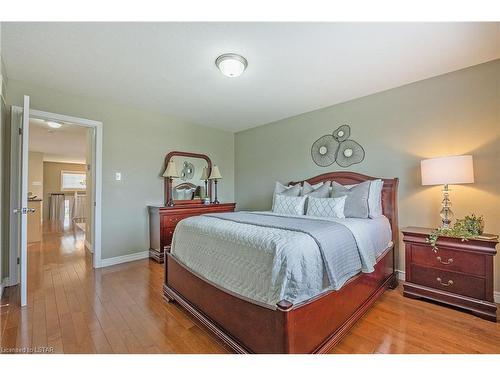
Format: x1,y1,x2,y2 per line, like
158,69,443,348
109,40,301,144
0,97,6,284
6,79,235,260
0,22,8,284
235,60,500,290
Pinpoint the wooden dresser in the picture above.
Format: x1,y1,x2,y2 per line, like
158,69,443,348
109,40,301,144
402,227,498,322
148,202,236,263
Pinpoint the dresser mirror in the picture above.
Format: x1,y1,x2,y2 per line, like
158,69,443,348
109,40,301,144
163,151,212,206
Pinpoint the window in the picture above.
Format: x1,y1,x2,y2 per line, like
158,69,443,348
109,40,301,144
61,171,86,191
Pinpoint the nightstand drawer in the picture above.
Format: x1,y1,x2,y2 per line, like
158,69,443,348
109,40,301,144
410,244,485,277
410,264,485,300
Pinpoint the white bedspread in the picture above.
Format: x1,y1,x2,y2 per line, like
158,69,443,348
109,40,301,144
170,212,392,309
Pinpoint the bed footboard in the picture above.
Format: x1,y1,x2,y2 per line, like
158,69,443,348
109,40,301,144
164,245,395,354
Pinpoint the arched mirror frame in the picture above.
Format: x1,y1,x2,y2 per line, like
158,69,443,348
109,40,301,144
163,151,213,206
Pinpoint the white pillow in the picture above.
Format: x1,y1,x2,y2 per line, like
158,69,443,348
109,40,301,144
368,179,383,218
306,196,346,219
344,179,384,219
273,195,307,216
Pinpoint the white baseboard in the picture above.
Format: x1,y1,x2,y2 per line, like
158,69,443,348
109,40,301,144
84,239,93,253
99,251,149,268
395,269,500,304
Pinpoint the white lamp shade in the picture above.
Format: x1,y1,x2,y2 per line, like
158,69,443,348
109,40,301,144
209,165,222,180
163,160,179,178
421,155,474,186
200,167,209,180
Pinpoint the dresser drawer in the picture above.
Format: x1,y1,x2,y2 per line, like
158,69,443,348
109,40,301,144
410,264,485,300
410,244,485,277
162,214,195,228
162,227,175,244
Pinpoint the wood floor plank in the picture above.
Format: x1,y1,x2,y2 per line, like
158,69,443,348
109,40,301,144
1,220,499,354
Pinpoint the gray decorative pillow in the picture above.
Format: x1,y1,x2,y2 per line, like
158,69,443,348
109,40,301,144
330,180,370,218
345,179,384,218
274,182,301,197
273,195,307,216
301,181,331,198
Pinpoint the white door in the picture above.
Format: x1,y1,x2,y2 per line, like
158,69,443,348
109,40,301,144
11,95,30,306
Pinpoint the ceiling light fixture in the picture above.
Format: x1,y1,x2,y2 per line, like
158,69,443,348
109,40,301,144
47,121,62,129
215,53,248,78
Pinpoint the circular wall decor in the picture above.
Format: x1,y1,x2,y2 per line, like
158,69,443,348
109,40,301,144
311,135,339,167
337,139,365,167
311,124,365,168
333,124,350,142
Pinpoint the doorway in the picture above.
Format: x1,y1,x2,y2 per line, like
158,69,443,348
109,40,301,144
9,104,103,306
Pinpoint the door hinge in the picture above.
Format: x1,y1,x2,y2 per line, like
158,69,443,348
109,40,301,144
94,201,96,207
18,128,23,135
17,257,20,265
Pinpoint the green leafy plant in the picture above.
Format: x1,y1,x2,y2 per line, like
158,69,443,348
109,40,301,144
427,214,484,251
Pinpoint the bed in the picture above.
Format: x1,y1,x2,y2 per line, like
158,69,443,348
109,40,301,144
163,171,399,353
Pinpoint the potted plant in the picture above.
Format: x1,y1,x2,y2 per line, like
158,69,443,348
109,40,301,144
427,214,485,251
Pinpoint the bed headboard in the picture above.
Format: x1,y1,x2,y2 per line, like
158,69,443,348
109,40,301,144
289,171,399,243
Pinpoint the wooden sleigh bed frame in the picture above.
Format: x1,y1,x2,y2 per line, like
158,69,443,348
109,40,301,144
163,171,399,353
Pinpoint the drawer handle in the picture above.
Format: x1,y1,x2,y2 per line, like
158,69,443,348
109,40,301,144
436,256,453,265
436,277,454,287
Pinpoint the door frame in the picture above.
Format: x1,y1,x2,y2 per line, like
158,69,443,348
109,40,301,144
9,106,104,286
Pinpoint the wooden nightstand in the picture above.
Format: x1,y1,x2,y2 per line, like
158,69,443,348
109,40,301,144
402,227,498,322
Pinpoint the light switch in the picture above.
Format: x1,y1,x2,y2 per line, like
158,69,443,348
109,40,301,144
115,172,121,181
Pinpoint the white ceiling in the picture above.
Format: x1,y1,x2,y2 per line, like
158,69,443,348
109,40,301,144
3,22,500,132
29,118,88,164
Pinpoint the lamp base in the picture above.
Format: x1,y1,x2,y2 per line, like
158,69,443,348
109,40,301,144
212,179,220,204
439,184,453,229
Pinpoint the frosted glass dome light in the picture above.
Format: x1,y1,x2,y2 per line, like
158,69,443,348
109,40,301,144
215,53,248,78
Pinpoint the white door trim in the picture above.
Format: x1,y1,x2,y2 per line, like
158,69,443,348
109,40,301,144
20,96,30,306
9,106,104,270
9,107,22,286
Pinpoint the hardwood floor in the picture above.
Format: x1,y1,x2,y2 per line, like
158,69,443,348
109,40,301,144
1,221,499,354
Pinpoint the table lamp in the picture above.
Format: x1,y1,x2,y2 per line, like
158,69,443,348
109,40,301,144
209,165,222,204
200,166,209,199
163,160,179,207
421,155,474,228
